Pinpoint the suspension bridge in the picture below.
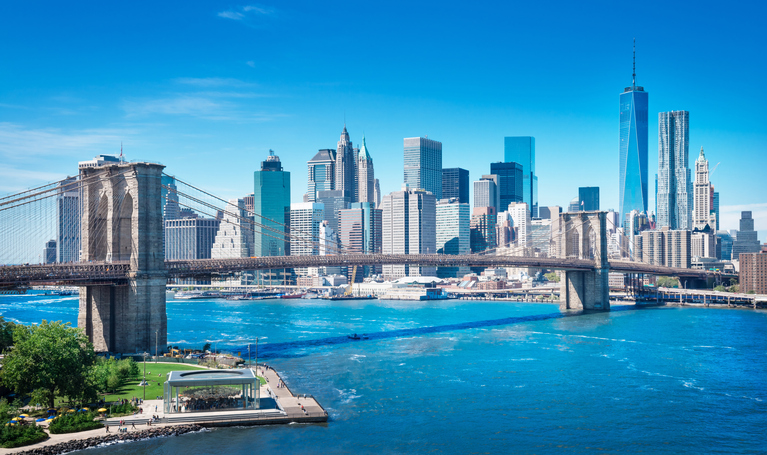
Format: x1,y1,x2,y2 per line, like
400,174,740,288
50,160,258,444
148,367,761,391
0,160,725,353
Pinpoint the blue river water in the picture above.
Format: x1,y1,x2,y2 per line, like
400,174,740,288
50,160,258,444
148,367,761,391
1,293,765,454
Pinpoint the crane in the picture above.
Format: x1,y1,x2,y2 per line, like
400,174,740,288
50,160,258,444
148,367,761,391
710,162,720,177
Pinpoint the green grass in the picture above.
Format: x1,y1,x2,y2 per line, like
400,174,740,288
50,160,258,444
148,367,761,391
103,362,206,402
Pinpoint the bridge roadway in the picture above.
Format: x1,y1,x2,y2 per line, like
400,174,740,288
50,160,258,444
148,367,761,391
0,254,711,288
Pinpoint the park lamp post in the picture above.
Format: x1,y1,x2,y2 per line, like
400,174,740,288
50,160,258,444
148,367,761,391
142,352,149,400
155,330,158,363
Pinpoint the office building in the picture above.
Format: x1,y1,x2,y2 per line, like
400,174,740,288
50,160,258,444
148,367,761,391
243,194,254,214
739,251,767,294
712,190,719,230
307,149,335,202
404,137,442,199
167,217,221,260
508,202,531,250
657,110,692,230
290,203,325,277
578,187,600,211
56,176,80,263
474,175,499,212
339,202,382,280
435,199,470,278
470,207,497,254
639,228,691,269
356,136,375,204
374,179,381,209
317,190,350,237
336,126,356,201
504,137,538,217
490,162,523,212
716,230,733,260
691,231,716,259
568,196,580,213
161,174,180,222
211,199,252,259
254,151,290,285
381,187,437,279
732,211,761,257
44,240,56,264
692,147,716,230
442,168,469,204
78,154,121,170
618,43,649,226
496,211,514,250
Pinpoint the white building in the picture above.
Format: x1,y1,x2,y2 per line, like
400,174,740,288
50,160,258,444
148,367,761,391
290,202,325,277
211,199,254,259
381,186,436,279
692,147,716,230
507,202,531,250
436,199,470,278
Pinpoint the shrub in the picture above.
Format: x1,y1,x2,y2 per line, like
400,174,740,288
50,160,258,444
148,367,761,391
48,411,103,434
109,402,138,417
0,425,48,448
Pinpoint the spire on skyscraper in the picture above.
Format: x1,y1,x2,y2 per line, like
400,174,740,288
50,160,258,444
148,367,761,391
632,38,636,88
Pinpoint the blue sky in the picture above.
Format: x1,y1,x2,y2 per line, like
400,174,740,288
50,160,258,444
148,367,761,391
1,1,765,239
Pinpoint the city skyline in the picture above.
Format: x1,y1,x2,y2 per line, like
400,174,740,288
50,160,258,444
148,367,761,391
0,1,765,240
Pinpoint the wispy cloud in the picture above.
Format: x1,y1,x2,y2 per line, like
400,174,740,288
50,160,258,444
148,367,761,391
174,77,258,88
217,4,276,27
122,95,281,123
0,122,133,160
720,203,767,231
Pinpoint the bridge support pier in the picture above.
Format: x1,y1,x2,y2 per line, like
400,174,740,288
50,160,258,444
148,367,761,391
558,211,610,311
77,162,167,354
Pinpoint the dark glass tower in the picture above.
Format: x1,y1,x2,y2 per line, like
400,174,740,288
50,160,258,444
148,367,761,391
490,162,523,212
442,168,469,204
578,187,600,211
503,137,537,217
619,40,649,226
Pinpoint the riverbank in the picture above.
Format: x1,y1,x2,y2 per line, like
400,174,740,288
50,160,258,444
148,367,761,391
3,424,205,455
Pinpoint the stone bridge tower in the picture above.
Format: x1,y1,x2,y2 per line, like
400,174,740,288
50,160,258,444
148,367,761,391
78,162,167,353
559,211,610,311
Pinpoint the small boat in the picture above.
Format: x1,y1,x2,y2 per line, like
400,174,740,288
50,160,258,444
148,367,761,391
348,334,361,340
281,294,304,299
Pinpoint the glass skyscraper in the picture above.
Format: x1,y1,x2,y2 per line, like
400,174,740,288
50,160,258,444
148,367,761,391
657,111,691,230
442,168,469,204
404,137,442,199
578,187,600,211
503,137,537,217
254,150,290,257
490,162,523,213
619,48,648,227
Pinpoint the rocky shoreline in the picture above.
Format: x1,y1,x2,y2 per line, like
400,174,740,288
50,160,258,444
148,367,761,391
16,424,206,455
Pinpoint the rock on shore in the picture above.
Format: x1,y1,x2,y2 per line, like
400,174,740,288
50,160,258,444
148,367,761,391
16,424,206,455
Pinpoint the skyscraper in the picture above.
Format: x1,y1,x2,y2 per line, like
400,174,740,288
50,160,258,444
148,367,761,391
578,187,600,211
307,149,335,202
356,136,375,204
503,137,537,217
43,240,56,264
373,179,381,209
211,199,252,259
335,126,356,201
290,202,325,277
339,202,382,279
161,174,180,222
253,150,290,257
442,168,470,204
56,177,80,263
316,190,350,237
490,162,523,212
404,137,442,199
507,202,531,250
732,211,761,257
169,217,221,260
470,207,497,253
436,199,470,278
619,41,649,226
381,187,437,279
657,110,692,230
693,147,715,230
474,175,499,213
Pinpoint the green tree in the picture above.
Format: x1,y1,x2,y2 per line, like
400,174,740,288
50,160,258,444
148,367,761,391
0,316,15,353
544,272,560,283
657,276,679,288
0,321,96,408
714,285,726,292
202,342,211,352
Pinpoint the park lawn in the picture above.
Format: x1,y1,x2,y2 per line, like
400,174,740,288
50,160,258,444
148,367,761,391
103,362,206,402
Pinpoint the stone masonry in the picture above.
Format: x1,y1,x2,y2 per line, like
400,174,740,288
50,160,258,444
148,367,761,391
559,211,610,311
78,162,167,353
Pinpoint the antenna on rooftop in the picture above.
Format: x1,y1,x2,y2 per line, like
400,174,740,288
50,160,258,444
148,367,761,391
269,149,275,157
632,38,636,88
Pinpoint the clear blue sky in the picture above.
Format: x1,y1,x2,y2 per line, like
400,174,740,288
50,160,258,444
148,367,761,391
1,1,765,240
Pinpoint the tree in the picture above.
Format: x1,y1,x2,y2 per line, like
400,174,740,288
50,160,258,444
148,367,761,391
202,342,211,352
544,272,560,283
0,316,15,354
0,321,96,408
657,276,679,288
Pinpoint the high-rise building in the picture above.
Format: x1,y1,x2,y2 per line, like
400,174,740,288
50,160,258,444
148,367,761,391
507,202,531,250
253,150,290,260
639,228,691,269
716,230,733,260
657,110,692,230
578,187,600,211
436,199,470,278
356,136,375,204
404,137,442,199
712,190,720,230
339,202,382,280
568,196,580,213
161,174,180,222
692,147,716,230
211,199,252,259
167,217,221,260
618,42,649,226
307,149,335,202
381,187,437,279
470,207,497,253
490,162,523,213
474,175,499,212
691,231,716,259
43,240,56,264
290,202,325,277
442,168,470,204
732,211,761,257
316,190,350,237
56,177,80,263
336,126,356,201
504,137,538,217
739,251,767,294
373,179,381,209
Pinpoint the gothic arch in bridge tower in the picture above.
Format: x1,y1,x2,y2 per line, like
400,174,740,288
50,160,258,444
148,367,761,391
78,162,167,354
559,211,610,311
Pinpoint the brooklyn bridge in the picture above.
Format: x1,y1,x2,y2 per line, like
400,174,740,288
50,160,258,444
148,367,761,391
0,160,723,354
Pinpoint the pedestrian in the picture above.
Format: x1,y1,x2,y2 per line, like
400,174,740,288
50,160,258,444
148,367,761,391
155,405,157,412
105,424,109,433
131,422,136,430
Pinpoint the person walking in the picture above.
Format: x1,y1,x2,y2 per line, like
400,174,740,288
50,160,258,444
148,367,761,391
131,422,136,430
105,424,109,433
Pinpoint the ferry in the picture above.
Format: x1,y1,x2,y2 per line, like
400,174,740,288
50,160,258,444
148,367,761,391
280,292,306,299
